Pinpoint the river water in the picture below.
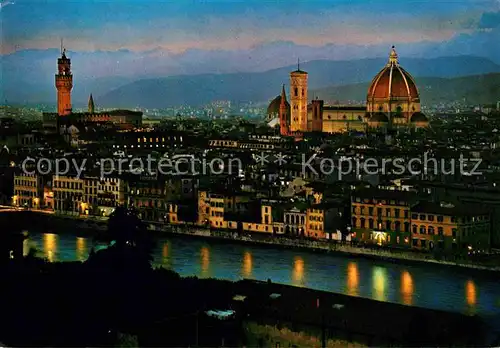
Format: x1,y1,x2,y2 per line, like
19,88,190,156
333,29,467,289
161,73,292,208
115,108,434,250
24,232,500,318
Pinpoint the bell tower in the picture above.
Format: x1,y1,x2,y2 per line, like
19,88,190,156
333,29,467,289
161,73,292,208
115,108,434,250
88,93,95,113
279,84,289,136
55,40,73,116
290,59,308,132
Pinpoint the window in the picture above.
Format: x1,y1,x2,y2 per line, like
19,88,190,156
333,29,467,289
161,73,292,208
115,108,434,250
452,228,457,238
419,214,426,220
369,207,374,215
428,226,435,235
412,239,418,247
437,216,443,222
360,206,365,215
369,219,374,229
404,222,410,233
352,206,357,214
352,217,357,227
377,208,382,216
421,239,427,248
428,215,434,222
438,227,443,236
386,209,391,217
394,209,400,218
412,225,417,234
404,210,409,219
294,87,298,96
420,226,426,234
395,221,401,232
360,218,366,228
412,213,418,219
386,220,391,231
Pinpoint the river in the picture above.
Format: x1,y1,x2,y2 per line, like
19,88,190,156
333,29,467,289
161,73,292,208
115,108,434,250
24,231,500,318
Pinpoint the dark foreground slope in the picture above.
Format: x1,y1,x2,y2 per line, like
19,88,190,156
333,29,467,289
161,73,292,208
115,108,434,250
0,248,495,347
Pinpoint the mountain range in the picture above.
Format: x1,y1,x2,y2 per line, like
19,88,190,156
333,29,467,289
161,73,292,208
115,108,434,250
2,54,500,108
95,56,500,108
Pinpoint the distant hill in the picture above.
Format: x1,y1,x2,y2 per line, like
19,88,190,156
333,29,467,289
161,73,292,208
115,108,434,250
2,54,499,107
95,56,500,108
311,73,500,106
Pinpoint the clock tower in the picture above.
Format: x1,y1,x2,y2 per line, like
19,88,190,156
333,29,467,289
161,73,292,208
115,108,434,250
289,61,308,132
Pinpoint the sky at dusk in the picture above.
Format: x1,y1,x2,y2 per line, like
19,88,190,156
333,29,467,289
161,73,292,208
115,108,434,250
1,0,499,84
2,0,500,54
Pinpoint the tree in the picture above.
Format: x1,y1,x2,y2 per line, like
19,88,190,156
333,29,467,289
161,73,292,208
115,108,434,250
89,207,154,272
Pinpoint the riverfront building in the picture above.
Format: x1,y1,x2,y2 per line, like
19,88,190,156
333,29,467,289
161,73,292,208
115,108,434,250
410,202,491,252
350,188,492,253
351,189,414,247
52,175,125,216
12,173,46,209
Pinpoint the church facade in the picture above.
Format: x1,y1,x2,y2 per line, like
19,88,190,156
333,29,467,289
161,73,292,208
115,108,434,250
267,47,429,136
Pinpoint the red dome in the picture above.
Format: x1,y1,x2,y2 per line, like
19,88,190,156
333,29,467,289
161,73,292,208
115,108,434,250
367,47,419,100
267,95,289,116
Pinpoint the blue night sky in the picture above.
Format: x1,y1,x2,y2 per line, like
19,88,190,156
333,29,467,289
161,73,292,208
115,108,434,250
1,0,499,81
2,0,499,54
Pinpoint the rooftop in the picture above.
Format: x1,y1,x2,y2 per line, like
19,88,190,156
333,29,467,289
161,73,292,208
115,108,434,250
412,201,490,217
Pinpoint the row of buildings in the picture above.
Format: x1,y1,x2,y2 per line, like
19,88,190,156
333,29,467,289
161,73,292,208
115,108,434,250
12,170,492,254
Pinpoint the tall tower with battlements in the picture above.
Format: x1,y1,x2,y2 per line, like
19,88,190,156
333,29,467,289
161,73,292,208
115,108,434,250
290,60,308,132
55,44,73,116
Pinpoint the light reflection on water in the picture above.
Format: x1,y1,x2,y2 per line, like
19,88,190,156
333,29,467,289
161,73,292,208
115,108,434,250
76,237,86,262
241,251,252,278
25,232,500,317
200,246,210,277
292,256,305,287
346,262,358,296
401,271,414,306
372,266,388,302
43,233,58,263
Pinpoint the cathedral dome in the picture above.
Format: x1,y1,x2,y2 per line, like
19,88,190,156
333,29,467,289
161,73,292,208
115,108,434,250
267,95,289,116
367,46,419,101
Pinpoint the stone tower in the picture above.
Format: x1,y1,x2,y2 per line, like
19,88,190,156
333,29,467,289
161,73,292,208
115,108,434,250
55,44,73,116
88,93,95,113
290,60,308,132
279,85,289,136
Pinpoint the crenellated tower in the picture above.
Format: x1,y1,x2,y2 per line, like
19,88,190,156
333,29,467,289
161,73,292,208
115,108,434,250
55,44,73,116
290,60,308,132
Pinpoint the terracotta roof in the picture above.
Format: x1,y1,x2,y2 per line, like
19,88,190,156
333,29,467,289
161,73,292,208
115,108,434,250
410,112,428,122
